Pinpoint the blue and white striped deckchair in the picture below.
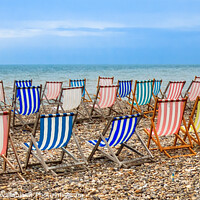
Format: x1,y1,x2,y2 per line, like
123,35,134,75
12,85,42,129
153,80,162,97
118,80,133,99
88,114,153,167
24,112,86,173
130,80,154,116
15,80,32,88
69,79,92,102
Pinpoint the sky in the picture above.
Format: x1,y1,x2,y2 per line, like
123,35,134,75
0,0,200,64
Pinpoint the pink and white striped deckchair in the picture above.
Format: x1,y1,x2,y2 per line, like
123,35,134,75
143,98,196,158
0,111,24,180
98,76,114,86
90,85,119,118
162,81,186,100
185,80,200,102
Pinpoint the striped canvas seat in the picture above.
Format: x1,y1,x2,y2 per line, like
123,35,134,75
153,80,162,97
99,77,114,86
0,81,5,103
44,82,62,100
187,81,200,101
16,86,41,115
24,112,86,174
0,111,24,180
88,113,153,167
15,80,32,88
62,87,82,110
24,113,74,150
164,81,185,100
144,98,196,158
89,114,139,147
118,80,132,98
70,79,85,97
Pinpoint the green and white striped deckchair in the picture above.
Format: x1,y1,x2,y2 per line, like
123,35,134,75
130,80,154,117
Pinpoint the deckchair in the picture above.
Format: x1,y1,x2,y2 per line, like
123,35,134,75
130,80,154,117
12,85,42,130
162,81,186,99
88,113,153,167
180,96,200,145
90,85,119,118
69,79,92,102
0,110,25,181
118,80,133,101
12,79,32,107
98,76,114,87
144,98,196,158
184,80,200,107
0,81,6,110
42,81,63,113
195,76,200,81
24,112,87,174
57,87,89,119
153,80,162,97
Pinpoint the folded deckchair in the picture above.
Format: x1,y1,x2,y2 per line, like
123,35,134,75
90,85,119,119
153,80,162,97
12,85,42,130
24,112,87,174
0,81,6,110
69,79,92,102
0,110,25,181
42,81,63,113
162,81,186,99
184,80,200,107
144,98,196,158
57,87,89,119
87,114,153,167
180,96,200,145
12,80,32,107
130,80,154,117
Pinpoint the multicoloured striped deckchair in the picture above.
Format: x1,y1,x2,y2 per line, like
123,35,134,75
69,79,92,102
180,96,200,145
144,98,196,158
153,80,162,97
130,80,154,117
162,81,186,100
0,81,6,110
90,85,119,118
24,112,86,174
88,113,153,167
184,80,200,107
0,111,25,181
12,85,42,129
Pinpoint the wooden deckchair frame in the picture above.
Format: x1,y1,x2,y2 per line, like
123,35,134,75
181,96,200,145
24,112,87,175
69,78,92,102
56,86,90,119
12,85,42,131
90,85,120,119
162,81,186,99
130,80,155,117
143,97,196,158
0,110,25,181
87,114,153,167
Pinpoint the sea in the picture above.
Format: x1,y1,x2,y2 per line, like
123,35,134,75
0,64,200,97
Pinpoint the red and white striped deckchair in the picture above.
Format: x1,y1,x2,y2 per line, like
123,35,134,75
143,98,196,158
42,81,63,112
195,76,200,81
185,80,200,103
98,76,114,86
162,81,186,100
0,111,25,180
90,85,119,118
0,81,6,110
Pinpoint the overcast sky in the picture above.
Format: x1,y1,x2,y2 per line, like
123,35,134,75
0,0,200,64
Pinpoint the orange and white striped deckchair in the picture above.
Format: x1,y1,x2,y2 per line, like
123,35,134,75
90,85,119,118
144,98,196,158
180,96,200,145
162,81,186,100
0,111,25,181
